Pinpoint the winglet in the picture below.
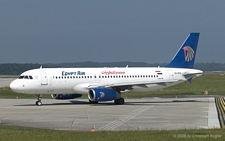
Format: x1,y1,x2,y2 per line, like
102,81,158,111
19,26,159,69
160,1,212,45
165,33,200,68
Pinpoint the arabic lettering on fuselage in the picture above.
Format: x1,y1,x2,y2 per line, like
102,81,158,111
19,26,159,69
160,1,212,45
101,71,125,75
62,71,85,76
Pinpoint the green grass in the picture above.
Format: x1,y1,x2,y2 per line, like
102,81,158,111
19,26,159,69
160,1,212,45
1,74,225,99
0,124,224,141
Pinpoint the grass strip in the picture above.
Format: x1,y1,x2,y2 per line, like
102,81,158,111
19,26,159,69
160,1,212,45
0,124,224,141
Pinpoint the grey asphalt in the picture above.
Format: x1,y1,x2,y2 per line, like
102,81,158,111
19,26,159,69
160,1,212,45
0,78,220,131
0,78,15,88
0,97,220,131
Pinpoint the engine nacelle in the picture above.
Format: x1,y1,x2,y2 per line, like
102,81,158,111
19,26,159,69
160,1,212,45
88,88,120,102
51,94,82,100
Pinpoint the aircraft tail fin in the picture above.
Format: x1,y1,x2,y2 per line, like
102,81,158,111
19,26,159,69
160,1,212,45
165,33,200,69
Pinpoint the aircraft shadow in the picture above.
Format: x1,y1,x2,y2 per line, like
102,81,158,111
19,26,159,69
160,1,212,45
14,99,203,106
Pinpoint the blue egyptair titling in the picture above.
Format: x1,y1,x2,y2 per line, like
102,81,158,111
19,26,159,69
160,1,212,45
77,71,85,75
62,71,85,76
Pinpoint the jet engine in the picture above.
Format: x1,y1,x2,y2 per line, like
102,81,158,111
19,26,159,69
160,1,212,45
88,88,120,102
51,94,82,100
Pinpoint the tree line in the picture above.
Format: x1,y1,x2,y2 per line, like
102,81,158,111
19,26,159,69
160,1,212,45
0,62,225,75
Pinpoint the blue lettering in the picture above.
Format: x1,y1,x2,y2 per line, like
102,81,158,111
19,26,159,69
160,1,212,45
62,71,86,76
77,71,85,75
62,71,77,76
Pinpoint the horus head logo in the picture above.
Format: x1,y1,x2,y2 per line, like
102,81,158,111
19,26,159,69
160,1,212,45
183,46,194,62
100,92,105,98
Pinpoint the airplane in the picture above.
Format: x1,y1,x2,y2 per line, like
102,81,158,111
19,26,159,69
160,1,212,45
10,33,203,106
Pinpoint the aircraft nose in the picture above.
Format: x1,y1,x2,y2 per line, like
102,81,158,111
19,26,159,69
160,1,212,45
10,80,18,92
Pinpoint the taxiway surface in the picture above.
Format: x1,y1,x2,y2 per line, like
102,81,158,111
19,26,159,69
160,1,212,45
0,97,220,131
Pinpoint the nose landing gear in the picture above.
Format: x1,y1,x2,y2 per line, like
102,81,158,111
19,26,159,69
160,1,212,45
36,94,42,106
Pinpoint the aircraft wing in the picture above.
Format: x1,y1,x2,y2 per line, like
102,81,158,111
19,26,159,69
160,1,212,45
87,80,180,91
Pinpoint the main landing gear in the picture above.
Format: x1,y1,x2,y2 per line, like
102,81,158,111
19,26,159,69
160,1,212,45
88,98,125,105
36,94,42,106
114,98,125,105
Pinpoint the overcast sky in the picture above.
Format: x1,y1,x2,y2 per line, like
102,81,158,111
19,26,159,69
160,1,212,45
1,0,225,64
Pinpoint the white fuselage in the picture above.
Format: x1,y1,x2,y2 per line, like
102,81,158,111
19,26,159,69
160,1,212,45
10,67,203,95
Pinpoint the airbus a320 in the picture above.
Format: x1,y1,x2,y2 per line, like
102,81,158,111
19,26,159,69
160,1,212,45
10,33,203,106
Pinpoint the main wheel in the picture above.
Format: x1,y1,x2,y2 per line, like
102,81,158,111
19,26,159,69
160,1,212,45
114,98,124,105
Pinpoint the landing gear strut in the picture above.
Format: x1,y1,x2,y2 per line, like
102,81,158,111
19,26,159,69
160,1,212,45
36,94,42,106
114,98,125,105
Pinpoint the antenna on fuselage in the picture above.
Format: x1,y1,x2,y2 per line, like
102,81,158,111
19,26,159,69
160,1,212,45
126,65,128,68
40,66,42,69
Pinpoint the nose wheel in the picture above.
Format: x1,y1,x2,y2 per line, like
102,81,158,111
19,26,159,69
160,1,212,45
36,94,43,106
36,101,42,106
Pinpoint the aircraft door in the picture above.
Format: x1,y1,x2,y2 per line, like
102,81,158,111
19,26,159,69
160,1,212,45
98,74,102,81
167,70,174,80
94,74,97,81
40,71,48,85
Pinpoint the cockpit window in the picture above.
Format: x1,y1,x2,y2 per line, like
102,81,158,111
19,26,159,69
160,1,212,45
18,75,33,79
18,76,24,79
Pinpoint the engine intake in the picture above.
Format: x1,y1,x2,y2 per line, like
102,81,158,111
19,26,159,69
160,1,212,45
88,88,120,102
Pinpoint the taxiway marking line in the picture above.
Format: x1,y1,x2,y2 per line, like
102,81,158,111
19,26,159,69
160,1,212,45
99,106,152,131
